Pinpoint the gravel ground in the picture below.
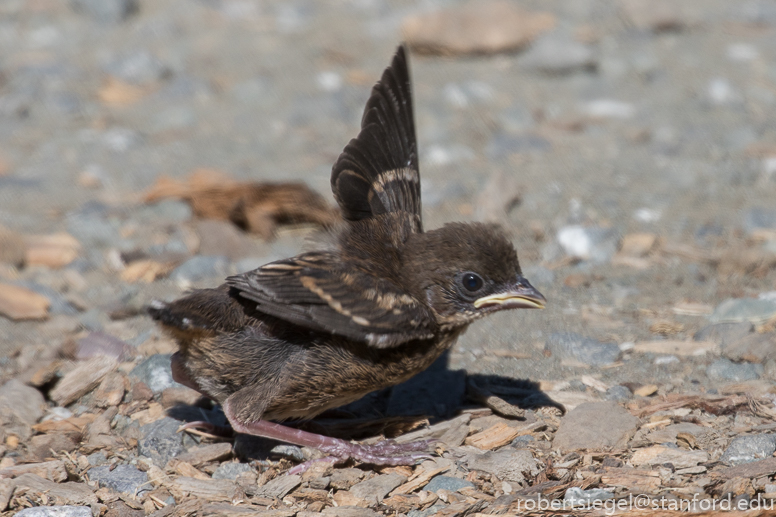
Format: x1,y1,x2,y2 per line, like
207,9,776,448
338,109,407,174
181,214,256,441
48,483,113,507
2,0,776,515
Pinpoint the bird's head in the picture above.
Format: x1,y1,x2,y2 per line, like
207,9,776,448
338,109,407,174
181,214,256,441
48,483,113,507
402,222,545,329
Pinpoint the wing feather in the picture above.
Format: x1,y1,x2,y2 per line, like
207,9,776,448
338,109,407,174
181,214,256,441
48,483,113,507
227,252,436,348
331,45,421,232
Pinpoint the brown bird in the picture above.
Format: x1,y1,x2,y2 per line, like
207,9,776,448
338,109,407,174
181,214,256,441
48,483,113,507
148,45,546,474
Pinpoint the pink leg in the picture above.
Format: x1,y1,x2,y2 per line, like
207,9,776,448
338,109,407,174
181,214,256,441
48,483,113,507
224,399,435,474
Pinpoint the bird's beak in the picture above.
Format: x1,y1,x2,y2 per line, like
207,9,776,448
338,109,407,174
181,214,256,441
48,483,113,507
473,277,546,310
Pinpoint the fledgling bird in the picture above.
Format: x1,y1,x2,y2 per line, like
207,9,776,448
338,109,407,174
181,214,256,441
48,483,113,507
148,45,546,473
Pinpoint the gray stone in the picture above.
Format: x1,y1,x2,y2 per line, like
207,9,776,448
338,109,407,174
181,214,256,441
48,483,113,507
88,464,149,496
16,507,92,517
556,225,620,263
0,379,46,440
553,402,640,452
387,359,465,418
212,462,253,480
130,354,182,394
706,358,762,381
743,207,776,234
70,0,138,23
66,204,122,249
270,444,306,462
424,475,474,493
138,417,186,467
564,487,615,504
723,333,776,363
511,435,535,447
605,385,633,401
104,50,169,85
170,256,230,286
545,332,621,367
467,448,543,483
709,298,776,325
350,473,407,503
721,434,776,466
695,322,754,346
0,379,46,426
87,452,108,466
14,281,79,315
520,34,597,75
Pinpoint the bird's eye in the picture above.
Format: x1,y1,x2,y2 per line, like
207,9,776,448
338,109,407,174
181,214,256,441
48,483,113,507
461,273,483,292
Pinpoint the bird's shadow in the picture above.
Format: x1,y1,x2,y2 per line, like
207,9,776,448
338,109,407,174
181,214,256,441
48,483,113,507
166,350,561,462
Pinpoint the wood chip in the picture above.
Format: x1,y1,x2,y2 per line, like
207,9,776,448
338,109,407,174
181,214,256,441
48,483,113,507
170,476,241,502
143,169,339,239
630,445,709,468
439,419,471,447
175,443,233,466
24,233,80,268
672,302,714,316
660,241,717,263
32,414,96,435
394,413,471,444
50,355,118,406
402,0,555,56
12,473,99,505
331,490,370,508
99,76,151,106
467,378,525,418
390,466,451,496
0,460,68,482
255,474,301,499
93,371,127,407
465,422,522,450
169,460,210,481
600,469,661,492
0,283,50,320
619,233,657,257
649,320,685,335
120,259,176,283
580,375,609,393
715,457,776,481
632,340,718,356
130,402,165,426
634,384,659,397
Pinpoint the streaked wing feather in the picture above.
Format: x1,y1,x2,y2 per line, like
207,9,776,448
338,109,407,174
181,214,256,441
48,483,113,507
331,46,421,231
227,253,436,348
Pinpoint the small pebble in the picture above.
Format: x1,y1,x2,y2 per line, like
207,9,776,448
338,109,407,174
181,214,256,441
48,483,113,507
720,434,776,466
706,358,762,381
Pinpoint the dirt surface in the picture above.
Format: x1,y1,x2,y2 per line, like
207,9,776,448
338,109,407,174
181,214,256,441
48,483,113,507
2,0,776,515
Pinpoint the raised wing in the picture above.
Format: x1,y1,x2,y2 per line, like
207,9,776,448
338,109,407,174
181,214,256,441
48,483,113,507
331,45,422,233
227,252,436,348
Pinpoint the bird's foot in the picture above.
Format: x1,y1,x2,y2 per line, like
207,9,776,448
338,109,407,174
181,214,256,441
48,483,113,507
178,420,235,437
288,438,436,475
222,402,436,474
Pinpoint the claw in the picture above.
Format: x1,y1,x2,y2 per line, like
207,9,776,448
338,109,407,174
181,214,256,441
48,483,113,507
177,420,234,437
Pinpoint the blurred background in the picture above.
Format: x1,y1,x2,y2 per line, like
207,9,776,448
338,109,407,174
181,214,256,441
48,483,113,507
1,0,776,396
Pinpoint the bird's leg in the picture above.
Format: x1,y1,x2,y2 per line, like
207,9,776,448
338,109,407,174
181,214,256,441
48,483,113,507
223,400,435,474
